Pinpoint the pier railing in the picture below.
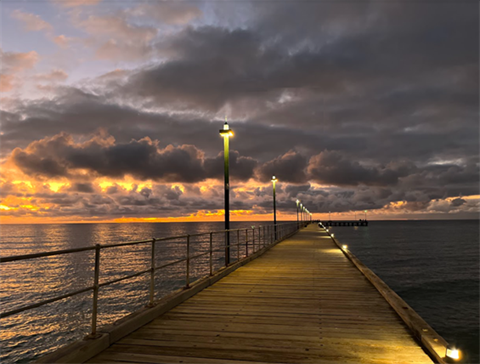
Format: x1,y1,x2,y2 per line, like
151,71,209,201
0,222,299,338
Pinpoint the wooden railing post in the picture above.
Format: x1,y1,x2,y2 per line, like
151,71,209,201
245,229,249,257
252,227,255,253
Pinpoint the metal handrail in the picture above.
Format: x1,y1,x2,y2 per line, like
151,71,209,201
0,222,300,336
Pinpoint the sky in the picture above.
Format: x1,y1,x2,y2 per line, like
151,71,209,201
0,0,478,224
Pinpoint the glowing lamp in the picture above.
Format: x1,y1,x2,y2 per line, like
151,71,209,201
446,346,460,361
331,233,335,238
219,122,234,137
272,176,277,183
342,245,348,250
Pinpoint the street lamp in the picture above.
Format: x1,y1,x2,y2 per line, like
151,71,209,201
219,120,234,265
295,199,300,229
272,176,277,239
364,210,367,221
300,203,303,226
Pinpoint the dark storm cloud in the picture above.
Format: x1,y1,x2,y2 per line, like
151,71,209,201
204,150,258,181
256,150,308,184
10,132,205,182
70,182,95,193
306,150,414,187
9,131,260,183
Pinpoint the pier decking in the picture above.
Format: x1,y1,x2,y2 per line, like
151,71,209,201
86,225,433,364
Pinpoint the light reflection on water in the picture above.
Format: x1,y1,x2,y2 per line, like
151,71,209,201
0,222,273,364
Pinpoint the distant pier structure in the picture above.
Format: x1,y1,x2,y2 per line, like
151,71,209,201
321,220,369,227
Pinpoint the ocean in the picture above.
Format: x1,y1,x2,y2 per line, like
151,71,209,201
0,220,478,363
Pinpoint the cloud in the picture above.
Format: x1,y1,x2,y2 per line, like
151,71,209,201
8,131,259,183
0,74,14,92
1,49,39,73
0,49,39,92
73,14,157,61
53,35,71,48
129,2,202,25
12,10,53,33
307,150,413,187
256,150,308,184
35,69,68,83
53,0,101,7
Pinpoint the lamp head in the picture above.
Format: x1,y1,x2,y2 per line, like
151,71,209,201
296,199,299,206
219,122,234,137
271,176,277,183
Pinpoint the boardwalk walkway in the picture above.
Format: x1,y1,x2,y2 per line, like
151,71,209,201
87,224,432,364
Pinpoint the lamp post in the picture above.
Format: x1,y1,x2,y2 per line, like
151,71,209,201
272,176,277,239
219,120,234,265
364,210,367,221
295,199,300,230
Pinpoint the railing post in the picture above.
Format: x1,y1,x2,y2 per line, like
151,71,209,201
149,239,156,306
252,227,255,253
185,235,190,288
237,230,240,261
245,229,249,257
209,232,213,276
263,226,265,248
91,244,100,336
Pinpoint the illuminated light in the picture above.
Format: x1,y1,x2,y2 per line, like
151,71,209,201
331,233,335,238
342,245,348,250
446,347,460,360
219,121,234,137
271,176,277,183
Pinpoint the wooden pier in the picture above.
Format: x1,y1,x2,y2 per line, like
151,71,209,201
84,224,437,364
322,220,369,227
